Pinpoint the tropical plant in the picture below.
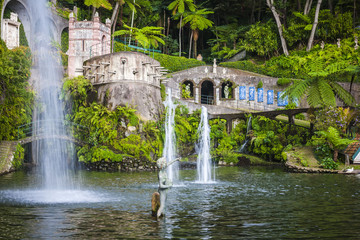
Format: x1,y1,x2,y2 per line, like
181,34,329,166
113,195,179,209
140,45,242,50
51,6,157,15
84,0,112,18
113,24,165,49
182,8,213,58
316,126,355,161
168,0,196,57
242,22,278,58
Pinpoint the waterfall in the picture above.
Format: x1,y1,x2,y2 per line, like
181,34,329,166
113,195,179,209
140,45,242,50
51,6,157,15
31,0,75,190
196,106,214,183
239,116,252,153
163,88,178,182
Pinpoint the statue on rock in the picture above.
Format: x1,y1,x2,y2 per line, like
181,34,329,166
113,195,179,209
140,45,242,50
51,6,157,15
156,157,179,218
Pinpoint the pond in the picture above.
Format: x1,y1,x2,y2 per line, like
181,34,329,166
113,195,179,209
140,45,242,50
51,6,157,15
0,166,360,239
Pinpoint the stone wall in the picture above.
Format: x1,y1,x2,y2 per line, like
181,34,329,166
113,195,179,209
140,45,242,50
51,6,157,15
82,156,157,172
83,51,164,121
165,65,288,112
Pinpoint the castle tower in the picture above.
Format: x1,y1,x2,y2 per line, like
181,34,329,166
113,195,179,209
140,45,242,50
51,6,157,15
1,12,21,49
67,12,111,77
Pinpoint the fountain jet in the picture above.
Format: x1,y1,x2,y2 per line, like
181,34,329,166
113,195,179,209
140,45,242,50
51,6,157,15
162,88,178,183
196,106,214,183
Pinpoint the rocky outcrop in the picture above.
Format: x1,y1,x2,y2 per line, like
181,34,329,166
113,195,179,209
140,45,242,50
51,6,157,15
285,161,338,174
0,141,18,175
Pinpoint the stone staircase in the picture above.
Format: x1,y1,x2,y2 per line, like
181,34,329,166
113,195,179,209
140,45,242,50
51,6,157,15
0,141,18,175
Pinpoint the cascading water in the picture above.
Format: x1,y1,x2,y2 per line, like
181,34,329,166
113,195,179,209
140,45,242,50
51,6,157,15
239,116,252,153
163,88,178,182
31,0,76,190
196,106,214,183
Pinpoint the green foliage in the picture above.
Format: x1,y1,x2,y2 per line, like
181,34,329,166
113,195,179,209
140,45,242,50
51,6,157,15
249,116,288,161
320,157,339,170
153,52,205,73
174,105,200,156
0,41,34,140
181,84,191,99
12,144,24,170
242,22,278,58
160,82,166,101
61,76,94,114
113,24,165,49
277,78,293,86
84,0,112,10
256,80,263,89
182,8,214,31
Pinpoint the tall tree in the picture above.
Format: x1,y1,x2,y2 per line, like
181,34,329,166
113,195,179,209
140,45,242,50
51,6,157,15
168,0,196,57
182,8,213,58
266,0,289,56
306,0,322,51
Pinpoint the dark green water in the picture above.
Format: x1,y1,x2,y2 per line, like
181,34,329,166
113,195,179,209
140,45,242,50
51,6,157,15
0,166,360,239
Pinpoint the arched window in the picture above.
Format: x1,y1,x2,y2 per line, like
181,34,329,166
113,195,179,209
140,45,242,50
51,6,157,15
221,80,234,99
101,35,106,55
181,80,194,99
201,80,214,105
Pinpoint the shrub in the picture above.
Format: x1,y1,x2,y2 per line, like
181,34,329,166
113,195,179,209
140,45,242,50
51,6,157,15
153,53,206,73
320,157,338,170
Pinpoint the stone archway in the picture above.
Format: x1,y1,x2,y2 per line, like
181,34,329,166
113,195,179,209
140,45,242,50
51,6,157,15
1,0,69,48
2,0,32,46
181,79,194,99
200,79,215,105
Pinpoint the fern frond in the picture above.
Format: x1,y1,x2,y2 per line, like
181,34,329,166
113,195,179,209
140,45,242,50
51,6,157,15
307,81,322,107
329,82,356,106
284,78,310,101
318,79,336,106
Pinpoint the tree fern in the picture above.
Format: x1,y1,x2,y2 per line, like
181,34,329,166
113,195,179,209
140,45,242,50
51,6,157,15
329,82,356,106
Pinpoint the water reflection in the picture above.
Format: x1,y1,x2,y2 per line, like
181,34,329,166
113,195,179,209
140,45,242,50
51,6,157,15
0,167,360,238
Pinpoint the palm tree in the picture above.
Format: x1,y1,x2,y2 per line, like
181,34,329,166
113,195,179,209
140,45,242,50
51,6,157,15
113,24,165,49
182,8,213,58
168,0,196,57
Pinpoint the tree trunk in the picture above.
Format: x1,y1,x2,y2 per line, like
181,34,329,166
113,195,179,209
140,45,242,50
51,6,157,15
193,29,198,59
111,2,120,53
188,30,193,59
328,0,333,13
297,0,302,11
257,0,262,21
350,74,355,94
304,0,313,15
306,0,322,51
250,0,256,24
179,15,183,57
334,149,338,162
266,0,289,56
129,0,136,45
167,17,170,54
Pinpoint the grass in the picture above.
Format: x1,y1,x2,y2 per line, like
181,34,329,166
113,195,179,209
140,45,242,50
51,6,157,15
286,146,320,168
276,115,311,128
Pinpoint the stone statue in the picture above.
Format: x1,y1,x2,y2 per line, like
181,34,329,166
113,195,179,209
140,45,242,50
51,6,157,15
320,41,325,50
185,83,191,97
156,157,179,218
337,38,341,48
213,58,217,74
224,84,229,99
196,54,203,61
355,36,359,50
